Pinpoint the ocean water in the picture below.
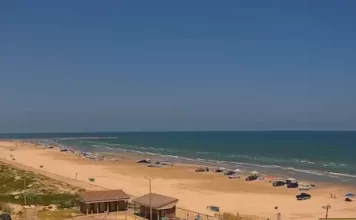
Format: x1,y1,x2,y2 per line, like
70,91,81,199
1,131,356,185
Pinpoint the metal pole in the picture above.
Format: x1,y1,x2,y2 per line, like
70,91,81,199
325,206,329,219
149,177,153,220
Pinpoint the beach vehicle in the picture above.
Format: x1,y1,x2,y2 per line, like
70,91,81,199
195,167,209,172
272,181,286,187
207,206,220,212
299,184,313,190
296,193,311,200
155,161,173,166
137,158,151,163
0,213,12,220
224,170,236,176
148,164,162,168
286,178,296,185
245,175,258,181
345,197,353,202
228,174,241,179
215,167,226,173
287,182,299,188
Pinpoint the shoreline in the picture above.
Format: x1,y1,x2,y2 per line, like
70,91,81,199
5,136,356,186
1,140,356,220
50,137,356,187
55,141,355,188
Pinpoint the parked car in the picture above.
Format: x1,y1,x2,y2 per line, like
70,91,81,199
287,182,299,188
0,214,12,220
299,184,312,190
137,158,151,163
224,170,236,176
228,174,241,179
215,167,226,173
273,181,286,187
155,161,173,166
286,178,297,185
296,193,311,200
195,167,209,172
245,175,258,181
345,197,353,202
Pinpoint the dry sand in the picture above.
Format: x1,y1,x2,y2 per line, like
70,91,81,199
0,140,355,220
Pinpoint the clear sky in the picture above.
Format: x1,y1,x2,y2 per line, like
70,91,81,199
1,1,356,133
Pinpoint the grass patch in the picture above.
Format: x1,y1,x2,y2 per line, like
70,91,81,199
38,209,82,220
0,163,80,208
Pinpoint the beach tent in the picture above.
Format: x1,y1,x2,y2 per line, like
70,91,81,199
345,193,355,197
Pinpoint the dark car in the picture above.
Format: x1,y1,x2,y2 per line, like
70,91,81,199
273,181,286,187
245,175,258,181
296,193,311,200
224,171,236,176
0,214,12,220
195,167,209,172
215,168,225,173
287,182,299,188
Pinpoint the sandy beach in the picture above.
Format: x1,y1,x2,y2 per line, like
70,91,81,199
0,140,355,220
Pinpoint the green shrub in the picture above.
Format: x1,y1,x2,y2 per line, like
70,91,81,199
57,199,76,209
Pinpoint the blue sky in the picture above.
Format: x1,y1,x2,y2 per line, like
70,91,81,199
1,1,356,132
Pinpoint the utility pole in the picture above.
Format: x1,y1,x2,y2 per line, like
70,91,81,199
149,177,152,220
146,177,153,220
322,204,331,219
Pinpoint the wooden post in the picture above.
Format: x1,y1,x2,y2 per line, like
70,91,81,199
86,203,88,215
97,203,99,214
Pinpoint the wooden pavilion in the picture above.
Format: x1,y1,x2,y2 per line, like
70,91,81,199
132,193,178,220
79,189,130,215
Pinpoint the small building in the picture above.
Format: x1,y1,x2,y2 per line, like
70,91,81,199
79,189,130,215
132,193,178,220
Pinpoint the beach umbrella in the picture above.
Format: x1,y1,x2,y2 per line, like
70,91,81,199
251,171,259,174
345,193,355,197
219,167,226,170
287,178,296,181
234,169,242,172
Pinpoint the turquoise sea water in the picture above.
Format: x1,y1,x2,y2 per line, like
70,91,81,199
1,131,356,184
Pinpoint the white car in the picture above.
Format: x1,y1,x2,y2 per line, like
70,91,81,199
228,174,241,179
299,184,312,190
